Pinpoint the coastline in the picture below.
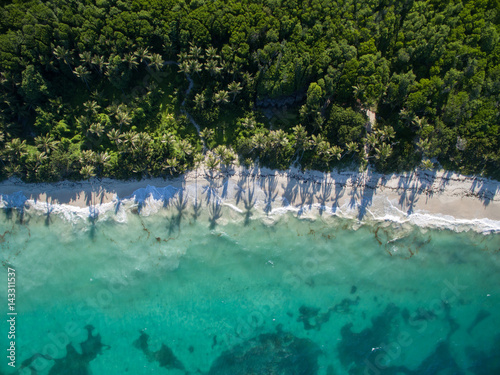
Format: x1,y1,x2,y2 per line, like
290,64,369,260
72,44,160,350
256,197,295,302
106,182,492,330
1,166,499,233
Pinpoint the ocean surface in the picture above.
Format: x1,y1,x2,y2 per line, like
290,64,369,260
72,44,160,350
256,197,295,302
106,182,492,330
0,188,499,375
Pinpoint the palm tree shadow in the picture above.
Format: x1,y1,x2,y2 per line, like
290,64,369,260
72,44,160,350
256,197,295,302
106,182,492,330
2,206,13,221
331,178,345,213
262,175,278,214
209,200,223,229
114,198,122,215
357,174,380,220
398,172,419,215
281,175,298,207
221,175,229,199
235,174,248,205
192,199,202,222
349,176,361,210
44,201,54,226
203,173,221,205
243,182,256,226
317,177,333,215
1,192,29,224
470,176,499,207
167,189,188,235
88,206,99,240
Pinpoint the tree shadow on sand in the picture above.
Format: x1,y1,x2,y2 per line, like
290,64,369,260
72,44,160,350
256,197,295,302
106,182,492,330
243,180,256,225
209,199,223,229
316,177,333,215
167,188,189,236
356,173,380,220
261,174,278,214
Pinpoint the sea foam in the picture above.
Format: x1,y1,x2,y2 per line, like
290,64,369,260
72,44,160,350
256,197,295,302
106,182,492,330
1,176,499,234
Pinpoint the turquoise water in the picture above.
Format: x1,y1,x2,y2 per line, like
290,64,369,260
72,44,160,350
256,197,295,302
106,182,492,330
0,204,499,375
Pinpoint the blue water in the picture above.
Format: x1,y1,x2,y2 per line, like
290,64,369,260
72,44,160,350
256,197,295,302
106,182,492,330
0,201,499,374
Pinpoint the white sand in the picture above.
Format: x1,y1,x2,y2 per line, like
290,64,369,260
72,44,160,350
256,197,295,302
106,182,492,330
1,166,499,230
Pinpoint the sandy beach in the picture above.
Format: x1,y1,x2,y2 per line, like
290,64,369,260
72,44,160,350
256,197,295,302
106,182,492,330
1,166,499,230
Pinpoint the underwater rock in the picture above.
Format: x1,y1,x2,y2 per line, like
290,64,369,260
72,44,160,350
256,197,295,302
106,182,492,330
467,334,500,375
338,304,400,369
133,331,185,372
467,309,491,335
298,297,360,331
207,329,321,375
332,297,360,314
19,326,109,375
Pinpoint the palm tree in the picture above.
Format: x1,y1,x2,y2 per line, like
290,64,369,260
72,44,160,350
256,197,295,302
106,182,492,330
331,145,343,160
269,129,289,148
193,93,206,110
206,152,220,172
124,52,139,70
122,131,139,151
242,116,256,129
88,122,105,138
164,157,179,175
80,150,97,164
416,138,430,154
53,46,73,70
213,90,229,105
35,134,59,154
252,132,267,151
4,138,27,160
135,47,152,64
80,165,96,180
189,60,203,75
74,65,91,89
346,141,358,154
79,51,92,68
227,81,242,102
39,54,58,72
420,158,434,170
200,128,215,146
375,142,392,161
189,44,203,60
365,133,378,148
177,51,189,63
135,132,152,151
178,61,190,74
34,151,48,171
83,100,101,116
176,139,193,159
95,152,111,175
205,59,222,76
115,107,132,130
292,124,309,155
148,53,164,71
205,46,219,60
107,129,122,146
91,55,106,75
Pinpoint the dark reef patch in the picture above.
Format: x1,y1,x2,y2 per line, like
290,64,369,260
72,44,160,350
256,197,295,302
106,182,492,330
467,309,491,335
297,297,360,331
20,325,109,375
133,331,185,372
467,334,500,375
207,328,321,375
338,304,400,369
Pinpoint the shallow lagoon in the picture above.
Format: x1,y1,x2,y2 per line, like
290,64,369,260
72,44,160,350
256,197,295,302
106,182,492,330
0,202,499,375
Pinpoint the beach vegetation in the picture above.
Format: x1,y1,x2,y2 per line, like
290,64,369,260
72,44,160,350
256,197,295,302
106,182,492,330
0,0,499,181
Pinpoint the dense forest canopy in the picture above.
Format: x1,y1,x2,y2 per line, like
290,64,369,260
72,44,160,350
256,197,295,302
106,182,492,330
0,0,499,181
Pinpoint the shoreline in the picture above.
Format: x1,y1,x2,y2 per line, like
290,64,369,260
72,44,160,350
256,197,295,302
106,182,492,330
1,166,499,232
